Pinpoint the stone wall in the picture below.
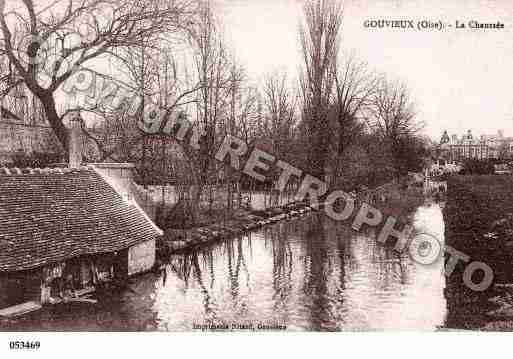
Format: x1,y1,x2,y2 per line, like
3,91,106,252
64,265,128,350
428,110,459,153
128,240,156,276
92,163,158,222
0,271,42,309
0,123,55,164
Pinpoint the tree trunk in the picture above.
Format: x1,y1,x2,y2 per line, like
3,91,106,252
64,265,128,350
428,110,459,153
41,93,68,154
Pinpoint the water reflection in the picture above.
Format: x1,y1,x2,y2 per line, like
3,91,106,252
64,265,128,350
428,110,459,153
154,202,446,331
3,203,446,331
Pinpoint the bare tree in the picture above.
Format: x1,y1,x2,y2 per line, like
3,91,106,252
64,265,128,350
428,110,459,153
236,85,259,144
369,77,423,175
332,54,377,156
256,71,298,205
191,0,229,185
261,71,297,159
497,141,511,160
299,0,343,179
0,0,196,153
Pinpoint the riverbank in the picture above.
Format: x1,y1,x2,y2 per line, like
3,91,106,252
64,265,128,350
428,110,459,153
367,185,425,222
157,179,425,257
443,175,513,330
1,200,446,331
157,201,316,255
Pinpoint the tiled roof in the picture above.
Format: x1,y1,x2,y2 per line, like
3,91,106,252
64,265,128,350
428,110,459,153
0,167,161,272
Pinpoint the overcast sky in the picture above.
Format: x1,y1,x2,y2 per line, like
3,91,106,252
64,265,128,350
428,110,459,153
220,0,513,140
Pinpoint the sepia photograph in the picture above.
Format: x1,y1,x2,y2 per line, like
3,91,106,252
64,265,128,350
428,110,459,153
0,0,513,353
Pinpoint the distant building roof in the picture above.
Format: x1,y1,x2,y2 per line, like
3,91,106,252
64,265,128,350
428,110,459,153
0,167,161,272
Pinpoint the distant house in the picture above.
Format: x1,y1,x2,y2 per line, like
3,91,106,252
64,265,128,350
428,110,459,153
0,166,162,314
440,129,491,160
427,157,462,177
439,129,513,161
494,163,512,175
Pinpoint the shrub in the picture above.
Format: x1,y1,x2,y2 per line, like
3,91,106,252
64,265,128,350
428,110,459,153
459,159,495,175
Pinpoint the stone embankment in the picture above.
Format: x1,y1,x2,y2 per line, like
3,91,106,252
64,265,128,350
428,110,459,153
157,178,425,257
157,201,319,255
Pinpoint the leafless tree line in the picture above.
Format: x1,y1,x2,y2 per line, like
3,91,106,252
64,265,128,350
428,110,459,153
298,0,425,188
0,0,428,226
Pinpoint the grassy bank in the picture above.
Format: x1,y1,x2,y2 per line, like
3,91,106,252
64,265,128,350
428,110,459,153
444,175,513,278
444,175,513,329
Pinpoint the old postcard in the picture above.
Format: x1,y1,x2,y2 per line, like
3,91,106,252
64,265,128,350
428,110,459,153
0,0,513,352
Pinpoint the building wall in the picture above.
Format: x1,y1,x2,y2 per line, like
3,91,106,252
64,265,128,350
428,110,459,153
441,130,513,161
92,164,157,221
128,239,156,276
1,243,155,309
0,271,42,309
0,123,55,164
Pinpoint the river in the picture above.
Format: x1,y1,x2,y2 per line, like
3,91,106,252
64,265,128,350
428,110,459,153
2,202,447,331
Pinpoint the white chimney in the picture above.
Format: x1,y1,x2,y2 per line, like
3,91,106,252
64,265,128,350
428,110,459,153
69,113,82,168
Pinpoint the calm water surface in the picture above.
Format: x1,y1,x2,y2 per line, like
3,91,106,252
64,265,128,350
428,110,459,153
3,202,447,331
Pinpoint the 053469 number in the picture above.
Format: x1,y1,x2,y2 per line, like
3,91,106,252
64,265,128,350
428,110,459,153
9,341,40,350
